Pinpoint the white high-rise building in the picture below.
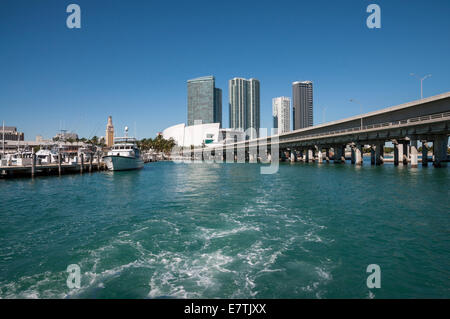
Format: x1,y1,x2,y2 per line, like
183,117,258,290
229,77,260,140
272,97,291,134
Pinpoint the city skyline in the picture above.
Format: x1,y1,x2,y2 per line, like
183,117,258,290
1,1,450,140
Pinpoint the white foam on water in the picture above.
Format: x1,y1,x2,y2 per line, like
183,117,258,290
146,249,235,298
315,267,332,281
208,225,260,240
303,230,323,243
0,271,67,299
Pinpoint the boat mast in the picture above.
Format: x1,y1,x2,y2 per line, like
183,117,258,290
2,120,4,157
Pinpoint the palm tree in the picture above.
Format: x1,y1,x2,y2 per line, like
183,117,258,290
91,136,99,146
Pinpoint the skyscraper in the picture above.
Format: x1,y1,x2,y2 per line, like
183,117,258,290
229,77,260,139
106,116,114,147
272,97,291,134
214,88,222,127
187,76,222,127
292,81,313,130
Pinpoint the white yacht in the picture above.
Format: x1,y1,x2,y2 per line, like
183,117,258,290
103,127,144,171
36,148,59,164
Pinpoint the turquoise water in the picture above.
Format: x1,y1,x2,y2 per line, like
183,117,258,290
0,160,449,298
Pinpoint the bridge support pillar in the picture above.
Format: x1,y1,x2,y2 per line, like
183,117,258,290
249,146,257,163
421,141,428,167
350,147,355,164
290,151,296,162
300,150,305,162
433,135,448,167
402,142,409,165
410,140,418,168
354,144,363,165
370,146,375,165
333,145,345,163
394,141,403,166
279,150,285,162
317,148,323,164
375,142,384,165
308,149,313,163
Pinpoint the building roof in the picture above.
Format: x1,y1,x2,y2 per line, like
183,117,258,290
187,75,215,82
1,126,19,132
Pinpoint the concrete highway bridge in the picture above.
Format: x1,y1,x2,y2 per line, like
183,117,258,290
188,92,450,167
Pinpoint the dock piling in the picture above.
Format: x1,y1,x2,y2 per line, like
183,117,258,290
31,153,36,178
58,153,62,176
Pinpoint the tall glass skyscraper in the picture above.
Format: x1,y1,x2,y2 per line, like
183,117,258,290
229,77,260,139
187,76,222,127
292,81,313,130
214,87,222,127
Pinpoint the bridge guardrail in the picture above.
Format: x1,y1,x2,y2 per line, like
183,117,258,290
198,111,450,151
276,111,449,144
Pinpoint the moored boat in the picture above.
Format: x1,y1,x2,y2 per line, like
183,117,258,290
103,127,144,171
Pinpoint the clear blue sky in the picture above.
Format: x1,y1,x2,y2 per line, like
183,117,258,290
1,0,450,140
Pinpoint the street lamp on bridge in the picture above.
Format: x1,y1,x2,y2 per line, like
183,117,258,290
321,106,327,124
410,73,432,99
349,99,364,130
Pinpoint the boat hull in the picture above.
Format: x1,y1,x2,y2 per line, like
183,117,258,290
103,155,144,171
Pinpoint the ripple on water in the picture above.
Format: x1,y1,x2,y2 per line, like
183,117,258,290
1,162,448,298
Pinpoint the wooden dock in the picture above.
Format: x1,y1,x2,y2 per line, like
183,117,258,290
0,161,107,178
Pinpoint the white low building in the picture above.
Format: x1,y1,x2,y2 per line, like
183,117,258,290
162,123,246,148
163,123,220,147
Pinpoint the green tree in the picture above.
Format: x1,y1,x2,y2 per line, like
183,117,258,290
90,136,99,145
139,136,176,153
